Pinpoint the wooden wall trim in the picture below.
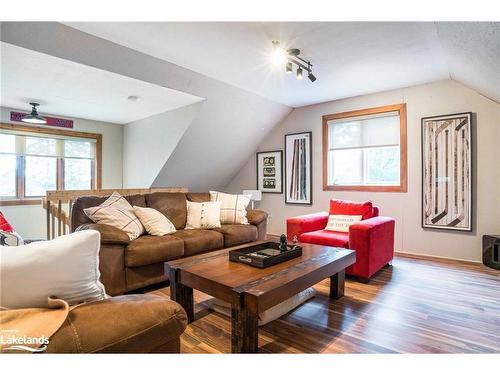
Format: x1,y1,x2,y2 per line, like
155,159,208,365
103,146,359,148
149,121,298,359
322,103,408,193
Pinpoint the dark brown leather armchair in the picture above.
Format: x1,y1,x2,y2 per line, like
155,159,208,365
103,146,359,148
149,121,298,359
46,294,187,353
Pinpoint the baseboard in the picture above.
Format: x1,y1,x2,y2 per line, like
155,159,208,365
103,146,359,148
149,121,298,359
271,232,482,265
395,251,482,265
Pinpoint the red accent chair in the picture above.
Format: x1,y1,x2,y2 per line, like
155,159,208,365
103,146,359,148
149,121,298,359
287,199,395,281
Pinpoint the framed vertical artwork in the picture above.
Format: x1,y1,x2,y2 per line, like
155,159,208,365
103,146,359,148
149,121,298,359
256,150,283,193
421,112,473,231
285,131,312,205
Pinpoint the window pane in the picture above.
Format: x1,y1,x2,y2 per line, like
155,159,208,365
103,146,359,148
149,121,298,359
64,158,92,190
25,156,57,196
64,140,93,158
0,154,16,196
365,147,400,185
329,149,362,185
26,137,57,156
0,134,16,153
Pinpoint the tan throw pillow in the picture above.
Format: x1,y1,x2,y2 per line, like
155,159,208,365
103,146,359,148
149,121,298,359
134,206,176,236
325,214,363,233
209,191,251,225
185,201,221,229
84,192,144,240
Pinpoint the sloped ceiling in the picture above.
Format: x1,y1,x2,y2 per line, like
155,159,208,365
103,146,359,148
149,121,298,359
0,42,203,124
0,22,291,191
436,22,500,104
64,22,499,105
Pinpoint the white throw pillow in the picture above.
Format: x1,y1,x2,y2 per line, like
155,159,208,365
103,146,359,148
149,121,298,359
84,192,144,240
185,201,221,229
0,230,107,309
209,191,251,225
134,206,176,236
325,214,363,233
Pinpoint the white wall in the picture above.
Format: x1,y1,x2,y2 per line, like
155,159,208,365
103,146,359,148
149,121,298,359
226,80,500,262
123,102,203,188
0,106,124,239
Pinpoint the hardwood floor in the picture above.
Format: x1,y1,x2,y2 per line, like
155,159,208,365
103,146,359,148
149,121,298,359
150,254,500,353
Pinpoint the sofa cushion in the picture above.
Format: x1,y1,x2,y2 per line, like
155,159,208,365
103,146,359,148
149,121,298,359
329,199,373,220
45,294,187,353
171,229,224,256
125,194,147,208
299,230,349,248
145,193,187,230
213,224,258,247
186,192,210,202
126,235,184,267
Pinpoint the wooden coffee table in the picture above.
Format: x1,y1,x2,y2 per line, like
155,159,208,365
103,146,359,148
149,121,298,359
164,241,355,353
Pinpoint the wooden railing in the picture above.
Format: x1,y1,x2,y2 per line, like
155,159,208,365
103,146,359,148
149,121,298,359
43,188,187,240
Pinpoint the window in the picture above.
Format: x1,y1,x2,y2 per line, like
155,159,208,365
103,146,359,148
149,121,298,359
0,124,101,205
322,104,407,192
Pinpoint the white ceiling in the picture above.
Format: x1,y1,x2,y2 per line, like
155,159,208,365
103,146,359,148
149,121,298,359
63,22,499,107
0,42,204,124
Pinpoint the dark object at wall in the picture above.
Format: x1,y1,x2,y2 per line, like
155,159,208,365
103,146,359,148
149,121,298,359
482,235,500,270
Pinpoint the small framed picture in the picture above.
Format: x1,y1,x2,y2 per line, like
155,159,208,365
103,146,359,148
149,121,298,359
256,150,283,193
285,131,312,205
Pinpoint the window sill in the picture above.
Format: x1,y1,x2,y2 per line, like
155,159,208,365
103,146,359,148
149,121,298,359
0,198,42,206
323,184,407,193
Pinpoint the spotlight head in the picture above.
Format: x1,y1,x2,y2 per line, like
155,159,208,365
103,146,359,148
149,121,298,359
308,72,316,82
286,61,292,74
296,67,303,80
271,40,287,66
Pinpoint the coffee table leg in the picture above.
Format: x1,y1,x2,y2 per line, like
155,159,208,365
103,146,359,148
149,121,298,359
330,269,346,299
169,268,194,323
231,291,258,353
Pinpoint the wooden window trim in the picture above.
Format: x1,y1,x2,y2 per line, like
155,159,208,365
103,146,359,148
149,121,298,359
0,123,102,206
322,103,407,192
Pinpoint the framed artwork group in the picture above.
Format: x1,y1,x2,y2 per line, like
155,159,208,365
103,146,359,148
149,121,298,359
256,131,312,205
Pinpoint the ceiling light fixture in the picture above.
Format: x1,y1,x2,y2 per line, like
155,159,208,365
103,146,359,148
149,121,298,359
271,41,287,66
22,103,46,124
296,67,303,80
271,40,317,82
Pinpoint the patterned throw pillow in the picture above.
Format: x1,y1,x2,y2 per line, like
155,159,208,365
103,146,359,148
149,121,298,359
325,214,363,233
209,191,251,225
84,192,144,240
0,230,24,246
185,201,222,229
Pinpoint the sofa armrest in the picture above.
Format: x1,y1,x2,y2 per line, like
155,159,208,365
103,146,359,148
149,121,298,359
46,294,187,353
246,209,268,225
76,223,130,245
348,216,395,277
286,212,329,241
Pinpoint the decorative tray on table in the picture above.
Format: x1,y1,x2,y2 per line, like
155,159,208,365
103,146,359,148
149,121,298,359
229,235,302,268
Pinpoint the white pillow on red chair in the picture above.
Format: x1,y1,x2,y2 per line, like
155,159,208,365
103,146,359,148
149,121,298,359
325,214,363,233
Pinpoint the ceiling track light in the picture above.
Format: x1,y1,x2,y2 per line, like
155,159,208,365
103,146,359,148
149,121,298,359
296,67,303,80
22,102,47,124
271,41,317,82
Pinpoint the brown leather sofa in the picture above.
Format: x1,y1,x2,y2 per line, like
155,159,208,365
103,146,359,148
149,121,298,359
46,294,187,353
71,192,268,296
